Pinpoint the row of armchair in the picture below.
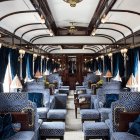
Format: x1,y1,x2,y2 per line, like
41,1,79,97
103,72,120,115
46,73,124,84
77,79,140,140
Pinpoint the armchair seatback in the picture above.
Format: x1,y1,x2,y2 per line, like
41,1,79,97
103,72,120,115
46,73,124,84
0,92,38,131
110,92,140,132
24,81,45,91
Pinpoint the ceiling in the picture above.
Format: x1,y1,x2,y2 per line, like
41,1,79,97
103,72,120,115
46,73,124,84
0,0,140,54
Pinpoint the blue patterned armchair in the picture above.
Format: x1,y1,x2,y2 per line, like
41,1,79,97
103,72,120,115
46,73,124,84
105,92,140,140
0,92,40,140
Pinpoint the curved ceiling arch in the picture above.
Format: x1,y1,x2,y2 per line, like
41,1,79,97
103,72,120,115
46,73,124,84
14,23,44,34
97,27,126,44
0,10,37,21
21,28,48,38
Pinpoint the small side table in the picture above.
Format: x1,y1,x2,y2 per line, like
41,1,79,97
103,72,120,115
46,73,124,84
74,99,90,118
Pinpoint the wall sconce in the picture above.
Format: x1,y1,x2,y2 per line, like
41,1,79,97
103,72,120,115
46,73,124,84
33,53,37,59
91,28,96,36
121,48,128,57
40,14,45,24
49,29,54,36
96,57,98,60
108,53,112,58
101,14,107,23
41,55,44,59
100,55,104,59
19,49,25,58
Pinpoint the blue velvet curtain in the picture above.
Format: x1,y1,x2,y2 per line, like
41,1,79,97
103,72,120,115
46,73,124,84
42,59,46,73
9,49,20,79
22,53,27,79
47,59,53,73
0,47,9,91
117,52,124,78
104,55,111,73
113,53,119,77
132,48,139,77
26,53,33,79
34,56,41,73
98,58,103,72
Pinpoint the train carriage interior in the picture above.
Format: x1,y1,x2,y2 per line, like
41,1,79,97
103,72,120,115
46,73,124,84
1,0,140,140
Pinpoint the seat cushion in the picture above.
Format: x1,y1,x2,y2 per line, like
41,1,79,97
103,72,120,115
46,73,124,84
37,107,49,119
47,109,66,120
40,122,65,136
80,109,100,120
83,122,109,136
111,132,140,140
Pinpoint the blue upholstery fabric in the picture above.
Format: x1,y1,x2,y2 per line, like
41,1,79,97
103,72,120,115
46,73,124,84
0,113,16,139
6,131,35,140
47,109,66,120
111,132,140,140
40,122,65,136
98,108,111,122
83,122,109,136
128,115,140,137
37,107,49,119
0,92,28,112
80,109,100,120
104,94,119,108
28,93,43,107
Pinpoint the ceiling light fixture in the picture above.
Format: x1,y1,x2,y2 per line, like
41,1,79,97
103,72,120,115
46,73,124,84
63,0,83,7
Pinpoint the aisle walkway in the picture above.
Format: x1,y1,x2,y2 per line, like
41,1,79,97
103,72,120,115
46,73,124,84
64,90,84,140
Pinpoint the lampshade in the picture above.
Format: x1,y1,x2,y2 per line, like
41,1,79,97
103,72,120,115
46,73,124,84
126,74,137,87
10,74,22,89
35,70,42,78
104,70,112,77
95,69,102,76
112,71,122,81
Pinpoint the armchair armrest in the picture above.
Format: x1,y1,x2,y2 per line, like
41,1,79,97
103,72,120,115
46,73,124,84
118,112,140,131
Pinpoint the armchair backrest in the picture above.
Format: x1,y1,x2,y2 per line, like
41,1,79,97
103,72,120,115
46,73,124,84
24,81,45,91
110,92,140,132
102,81,122,90
46,73,62,88
0,92,38,131
83,73,100,88
97,88,121,105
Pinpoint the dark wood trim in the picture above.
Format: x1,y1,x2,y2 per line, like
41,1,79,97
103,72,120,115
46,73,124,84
89,0,117,35
35,0,57,35
104,22,134,44
96,34,116,43
14,23,43,34
111,9,140,16
21,28,48,39
34,43,129,45
0,10,37,21
31,34,115,44
30,34,50,43
48,48,60,53
84,48,97,53
88,0,107,34
97,27,126,44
